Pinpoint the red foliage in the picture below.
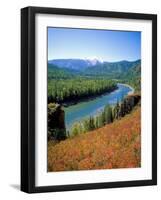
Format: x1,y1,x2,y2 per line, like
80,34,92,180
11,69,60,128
48,106,141,172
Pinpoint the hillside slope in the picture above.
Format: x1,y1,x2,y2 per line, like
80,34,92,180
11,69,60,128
84,60,141,77
48,106,141,172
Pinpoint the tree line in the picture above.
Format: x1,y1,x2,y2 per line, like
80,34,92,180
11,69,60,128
70,94,140,136
48,78,117,104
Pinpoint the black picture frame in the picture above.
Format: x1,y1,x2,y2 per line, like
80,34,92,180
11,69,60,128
21,6,157,193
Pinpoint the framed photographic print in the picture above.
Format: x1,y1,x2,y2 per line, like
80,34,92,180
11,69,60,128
21,6,157,193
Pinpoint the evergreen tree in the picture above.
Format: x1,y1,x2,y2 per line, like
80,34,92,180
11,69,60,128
105,106,113,123
114,101,120,119
89,116,95,130
71,123,79,136
94,116,99,129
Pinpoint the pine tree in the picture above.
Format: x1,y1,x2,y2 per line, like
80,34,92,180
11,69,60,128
114,101,120,119
71,123,79,136
106,106,113,123
89,116,95,130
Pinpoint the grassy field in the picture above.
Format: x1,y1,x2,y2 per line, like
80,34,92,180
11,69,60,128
48,106,141,172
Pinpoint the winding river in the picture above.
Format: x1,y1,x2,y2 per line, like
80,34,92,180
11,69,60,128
64,83,134,130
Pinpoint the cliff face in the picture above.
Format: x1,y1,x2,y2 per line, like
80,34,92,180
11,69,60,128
114,94,141,119
48,103,65,129
48,103,66,140
125,94,141,106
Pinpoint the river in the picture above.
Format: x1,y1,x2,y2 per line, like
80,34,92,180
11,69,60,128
64,83,134,131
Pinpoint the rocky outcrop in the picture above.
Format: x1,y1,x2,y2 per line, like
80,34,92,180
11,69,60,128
114,94,141,119
48,103,66,140
125,94,141,108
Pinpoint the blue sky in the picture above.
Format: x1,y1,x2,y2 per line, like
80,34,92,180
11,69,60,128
48,27,141,62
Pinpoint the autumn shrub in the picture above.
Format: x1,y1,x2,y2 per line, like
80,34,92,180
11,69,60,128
48,106,141,171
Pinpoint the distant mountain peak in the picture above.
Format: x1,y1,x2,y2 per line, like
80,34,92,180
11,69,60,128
84,56,103,63
86,58,103,66
48,58,103,71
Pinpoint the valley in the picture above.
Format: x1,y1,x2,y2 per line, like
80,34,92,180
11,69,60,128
47,58,141,171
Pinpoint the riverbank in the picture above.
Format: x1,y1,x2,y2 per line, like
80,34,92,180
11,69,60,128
62,85,118,107
59,83,134,108
117,83,135,95
64,83,134,131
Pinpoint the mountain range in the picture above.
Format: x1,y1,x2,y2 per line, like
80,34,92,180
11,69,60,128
48,58,141,79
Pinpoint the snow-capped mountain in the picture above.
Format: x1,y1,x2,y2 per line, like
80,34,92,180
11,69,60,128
84,58,103,66
48,58,103,71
